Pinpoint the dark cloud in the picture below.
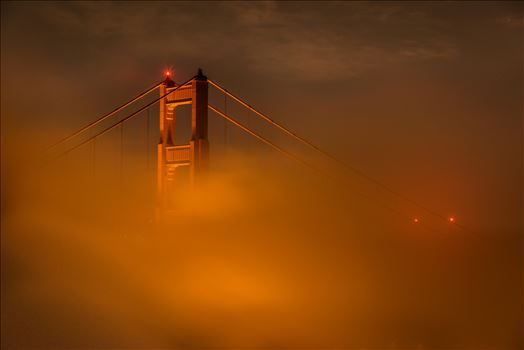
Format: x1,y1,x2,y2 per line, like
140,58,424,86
3,1,499,83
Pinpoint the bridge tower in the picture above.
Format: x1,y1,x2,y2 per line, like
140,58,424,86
157,69,209,212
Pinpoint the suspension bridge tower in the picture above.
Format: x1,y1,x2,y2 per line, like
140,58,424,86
157,68,209,212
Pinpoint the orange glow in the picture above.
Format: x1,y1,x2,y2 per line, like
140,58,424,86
413,218,419,223
448,217,455,223
165,70,171,77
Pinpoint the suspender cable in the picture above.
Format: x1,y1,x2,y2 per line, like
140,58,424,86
224,94,228,154
91,138,96,180
47,80,164,151
52,76,195,160
91,137,97,200
119,122,124,184
146,106,150,174
91,138,96,187
88,128,94,179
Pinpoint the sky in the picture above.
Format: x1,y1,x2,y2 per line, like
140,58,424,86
1,1,523,348
1,1,522,221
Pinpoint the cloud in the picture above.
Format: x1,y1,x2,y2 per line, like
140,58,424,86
218,2,460,81
5,1,462,83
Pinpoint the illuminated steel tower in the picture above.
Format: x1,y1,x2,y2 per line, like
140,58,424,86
157,69,209,211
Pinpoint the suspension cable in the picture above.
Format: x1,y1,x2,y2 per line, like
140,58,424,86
46,80,164,151
208,103,442,232
208,104,316,171
209,79,314,150
209,79,450,223
52,77,195,160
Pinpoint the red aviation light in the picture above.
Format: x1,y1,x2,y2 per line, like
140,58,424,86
165,70,171,77
413,218,420,224
448,216,455,223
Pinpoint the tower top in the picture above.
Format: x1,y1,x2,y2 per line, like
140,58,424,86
195,68,207,81
163,76,175,87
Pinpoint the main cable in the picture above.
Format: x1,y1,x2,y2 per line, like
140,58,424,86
208,104,316,171
208,103,442,234
52,77,195,160
46,80,164,151
209,79,450,223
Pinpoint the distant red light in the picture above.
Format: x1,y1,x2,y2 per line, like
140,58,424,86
448,217,455,223
413,218,419,223
165,71,171,77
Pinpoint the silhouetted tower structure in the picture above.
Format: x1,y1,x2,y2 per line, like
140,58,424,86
157,69,209,211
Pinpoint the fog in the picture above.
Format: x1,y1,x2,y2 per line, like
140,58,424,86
1,131,522,348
